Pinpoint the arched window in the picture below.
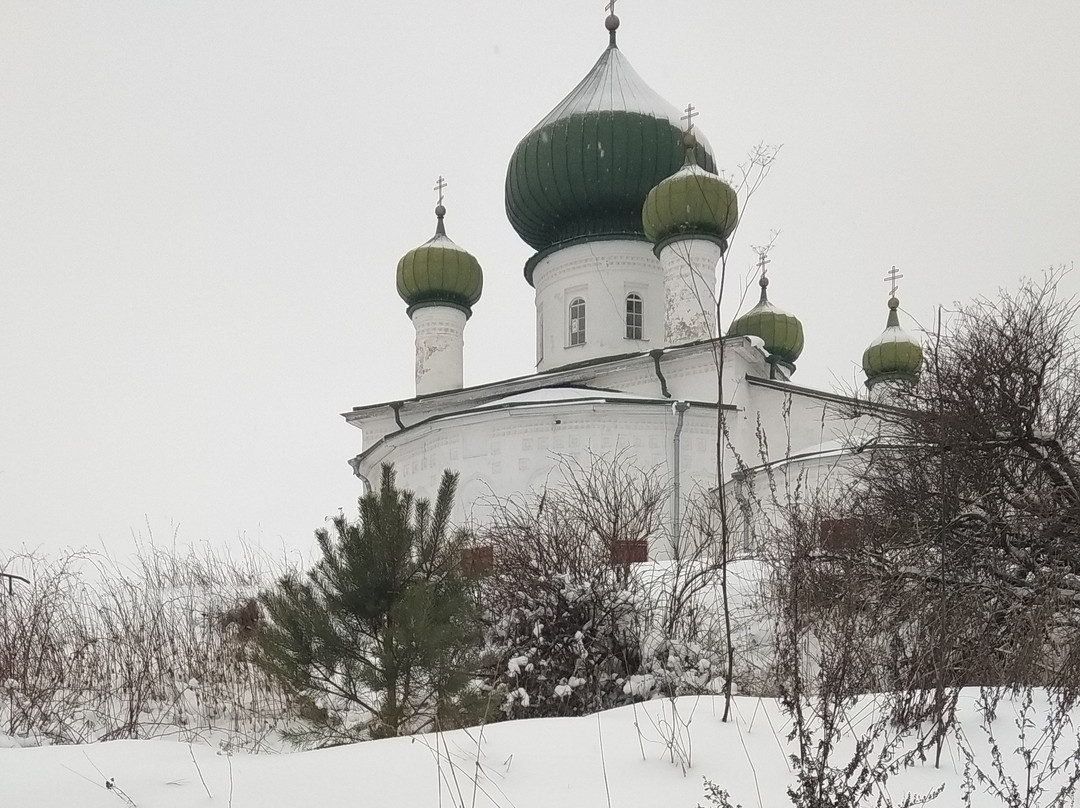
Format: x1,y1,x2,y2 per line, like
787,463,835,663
569,297,586,346
626,293,643,340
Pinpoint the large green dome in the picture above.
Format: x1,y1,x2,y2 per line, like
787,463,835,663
642,135,738,248
862,297,922,387
396,205,483,316
728,277,805,368
505,23,715,264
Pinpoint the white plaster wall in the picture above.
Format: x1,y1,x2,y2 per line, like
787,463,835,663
346,325,874,561
725,452,868,556
353,401,721,558
657,340,764,405
348,337,783,485
728,381,868,466
658,238,721,345
346,337,774,454
532,240,663,371
347,410,398,460
411,305,466,396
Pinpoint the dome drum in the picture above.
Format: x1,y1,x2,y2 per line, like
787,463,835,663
653,229,727,258
523,231,651,287
404,298,474,319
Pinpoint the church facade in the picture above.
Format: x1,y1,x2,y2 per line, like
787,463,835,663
343,13,922,555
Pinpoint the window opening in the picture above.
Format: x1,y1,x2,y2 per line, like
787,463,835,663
569,297,586,346
626,293,643,340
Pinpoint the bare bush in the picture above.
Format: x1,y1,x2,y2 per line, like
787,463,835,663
0,543,296,749
824,271,1080,765
766,495,942,808
959,688,1080,808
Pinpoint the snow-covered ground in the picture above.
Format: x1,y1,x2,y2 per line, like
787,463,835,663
4,551,1076,806
4,689,1076,807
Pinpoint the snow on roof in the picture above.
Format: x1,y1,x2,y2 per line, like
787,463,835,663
790,435,872,457
484,386,667,407
422,232,468,253
731,436,868,479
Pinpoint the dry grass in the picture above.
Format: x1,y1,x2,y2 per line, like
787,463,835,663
0,542,304,750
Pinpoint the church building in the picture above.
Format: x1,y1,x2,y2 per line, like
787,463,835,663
343,11,922,556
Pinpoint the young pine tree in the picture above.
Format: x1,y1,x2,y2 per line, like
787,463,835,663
256,464,479,744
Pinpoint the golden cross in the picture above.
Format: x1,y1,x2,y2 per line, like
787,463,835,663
884,265,904,297
433,175,447,206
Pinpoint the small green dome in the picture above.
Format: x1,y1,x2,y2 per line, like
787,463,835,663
396,205,483,316
505,25,716,264
862,297,922,387
642,136,738,247
728,277,805,367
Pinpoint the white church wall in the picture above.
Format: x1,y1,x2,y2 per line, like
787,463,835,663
532,240,663,371
345,334,878,563
352,399,722,558
346,411,399,456
345,337,772,458
726,451,868,557
658,339,768,404
737,380,867,462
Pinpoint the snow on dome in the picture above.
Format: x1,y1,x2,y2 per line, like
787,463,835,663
536,46,712,143
506,39,717,259
862,297,922,388
423,232,469,254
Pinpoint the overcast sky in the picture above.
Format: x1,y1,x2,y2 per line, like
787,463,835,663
2,1,1078,559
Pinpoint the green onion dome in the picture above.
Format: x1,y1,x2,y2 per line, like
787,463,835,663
642,132,738,249
396,205,483,316
728,276,805,367
505,16,716,271
862,297,922,387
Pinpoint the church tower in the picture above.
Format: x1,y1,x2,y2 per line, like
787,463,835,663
504,11,723,370
395,182,483,396
642,122,738,344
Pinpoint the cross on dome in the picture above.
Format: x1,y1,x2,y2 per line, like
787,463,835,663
681,103,698,134
434,175,447,207
605,0,617,15
757,249,771,279
884,265,904,298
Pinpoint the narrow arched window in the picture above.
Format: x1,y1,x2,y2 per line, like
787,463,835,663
569,297,586,346
625,293,643,340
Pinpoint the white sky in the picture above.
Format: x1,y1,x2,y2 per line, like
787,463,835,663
2,1,1078,558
